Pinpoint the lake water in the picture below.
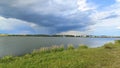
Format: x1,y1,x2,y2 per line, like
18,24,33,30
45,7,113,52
0,37,120,57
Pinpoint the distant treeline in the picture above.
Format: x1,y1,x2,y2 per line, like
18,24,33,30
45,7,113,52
0,34,120,38
5,34,75,37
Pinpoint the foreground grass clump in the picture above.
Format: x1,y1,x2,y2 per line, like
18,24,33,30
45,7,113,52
0,40,120,68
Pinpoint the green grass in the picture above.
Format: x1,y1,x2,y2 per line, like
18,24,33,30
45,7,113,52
78,44,88,49
0,40,120,68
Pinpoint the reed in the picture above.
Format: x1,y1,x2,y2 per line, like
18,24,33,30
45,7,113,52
103,42,114,49
32,47,50,54
33,45,64,54
51,45,64,52
67,44,74,50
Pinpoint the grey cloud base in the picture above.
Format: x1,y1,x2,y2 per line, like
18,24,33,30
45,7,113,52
0,0,94,34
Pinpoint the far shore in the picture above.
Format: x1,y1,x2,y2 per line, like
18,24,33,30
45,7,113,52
0,34,120,38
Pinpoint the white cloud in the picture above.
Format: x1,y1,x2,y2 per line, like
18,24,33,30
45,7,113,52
0,16,35,30
116,0,120,2
57,30,92,35
117,27,120,29
77,0,96,11
90,17,120,28
58,31,84,35
0,16,51,34
89,14,120,36
88,1,120,35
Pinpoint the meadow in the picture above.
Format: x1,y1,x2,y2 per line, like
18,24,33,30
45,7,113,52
0,40,120,68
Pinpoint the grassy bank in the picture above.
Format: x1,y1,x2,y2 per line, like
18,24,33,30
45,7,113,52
0,40,120,68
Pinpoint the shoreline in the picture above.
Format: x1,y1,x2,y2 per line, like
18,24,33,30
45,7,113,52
0,40,120,68
0,34,120,38
0,36,120,38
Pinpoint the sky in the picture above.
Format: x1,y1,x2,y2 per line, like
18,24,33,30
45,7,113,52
0,0,120,36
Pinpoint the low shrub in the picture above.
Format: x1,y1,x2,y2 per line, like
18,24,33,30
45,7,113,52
115,40,120,45
103,42,114,49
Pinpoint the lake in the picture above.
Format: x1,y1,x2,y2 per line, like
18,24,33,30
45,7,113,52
0,37,120,57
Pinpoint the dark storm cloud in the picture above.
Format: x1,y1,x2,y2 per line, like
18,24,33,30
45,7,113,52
0,0,94,34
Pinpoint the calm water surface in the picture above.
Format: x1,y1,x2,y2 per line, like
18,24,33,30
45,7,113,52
0,37,120,57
